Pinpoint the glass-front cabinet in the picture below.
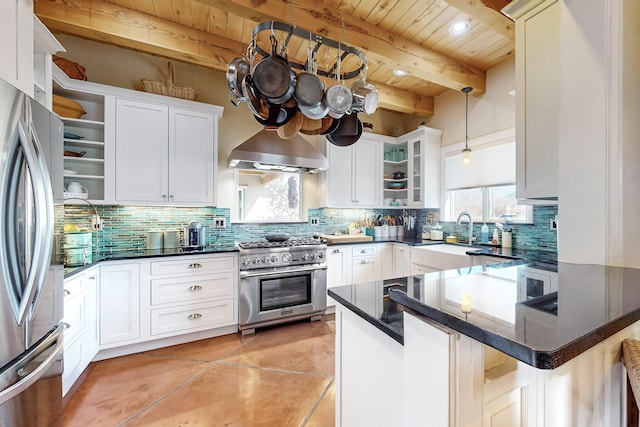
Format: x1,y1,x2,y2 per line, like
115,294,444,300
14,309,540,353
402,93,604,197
383,126,442,208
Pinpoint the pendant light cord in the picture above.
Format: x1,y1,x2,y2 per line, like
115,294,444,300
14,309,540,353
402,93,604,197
462,87,472,149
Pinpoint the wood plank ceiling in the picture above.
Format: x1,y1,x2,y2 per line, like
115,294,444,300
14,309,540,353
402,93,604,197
35,0,514,117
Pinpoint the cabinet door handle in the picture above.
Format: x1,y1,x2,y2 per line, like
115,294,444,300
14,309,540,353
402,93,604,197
169,195,174,199
64,289,71,296
162,194,167,199
188,285,202,291
187,313,202,320
332,249,341,253
188,263,202,269
62,322,71,330
88,276,96,280
361,260,370,264
360,249,367,254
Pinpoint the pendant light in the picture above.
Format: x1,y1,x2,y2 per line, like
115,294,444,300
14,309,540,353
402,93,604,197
461,86,472,166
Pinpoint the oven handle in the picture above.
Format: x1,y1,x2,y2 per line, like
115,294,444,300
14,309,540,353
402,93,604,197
240,265,327,278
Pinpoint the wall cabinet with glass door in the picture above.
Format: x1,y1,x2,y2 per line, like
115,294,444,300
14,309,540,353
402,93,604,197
382,126,441,209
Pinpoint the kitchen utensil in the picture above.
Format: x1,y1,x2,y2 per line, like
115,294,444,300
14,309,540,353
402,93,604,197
226,56,251,106
298,100,329,120
326,118,362,147
350,75,379,114
392,171,405,179
325,51,352,118
252,35,296,104
265,233,290,242
253,102,296,128
242,74,270,120
163,230,180,249
277,110,304,139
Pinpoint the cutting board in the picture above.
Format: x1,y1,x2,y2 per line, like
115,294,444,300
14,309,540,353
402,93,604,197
321,234,373,244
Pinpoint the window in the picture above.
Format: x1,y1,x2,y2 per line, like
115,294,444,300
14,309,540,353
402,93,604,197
236,170,301,222
444,185,531,223
441,129,531,223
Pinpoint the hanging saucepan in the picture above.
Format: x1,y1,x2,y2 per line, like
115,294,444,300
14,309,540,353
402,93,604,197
325,51,353,119
226,57,250,106
298,102,329,120
351,78,379,115
252,35,296,105
327,117,363,147
254,102,297,128
321,116,341,135
242,74,270,120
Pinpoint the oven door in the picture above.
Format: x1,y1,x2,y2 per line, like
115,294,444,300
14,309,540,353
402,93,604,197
239,265,327,330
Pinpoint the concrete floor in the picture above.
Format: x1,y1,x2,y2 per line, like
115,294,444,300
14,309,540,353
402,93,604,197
63,315,336,426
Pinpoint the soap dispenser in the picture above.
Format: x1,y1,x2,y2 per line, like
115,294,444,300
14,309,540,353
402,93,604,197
481,224,489,244
492,228,499,245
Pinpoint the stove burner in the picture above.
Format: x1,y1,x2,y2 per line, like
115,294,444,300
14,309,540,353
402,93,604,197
237,238,323,250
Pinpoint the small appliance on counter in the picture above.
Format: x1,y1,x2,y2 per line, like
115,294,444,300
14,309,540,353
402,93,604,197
184,220,206,249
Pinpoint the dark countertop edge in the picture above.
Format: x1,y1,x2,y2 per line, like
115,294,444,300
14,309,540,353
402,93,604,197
329,289,404,345
64,246,239,279
389,288,640,370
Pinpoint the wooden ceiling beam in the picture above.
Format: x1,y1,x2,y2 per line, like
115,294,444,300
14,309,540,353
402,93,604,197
444,0,515,40
198,0,487,94
35,0,434,115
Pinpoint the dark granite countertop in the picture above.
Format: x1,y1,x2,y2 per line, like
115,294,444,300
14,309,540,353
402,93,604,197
64,244,238,278
329,261,640,369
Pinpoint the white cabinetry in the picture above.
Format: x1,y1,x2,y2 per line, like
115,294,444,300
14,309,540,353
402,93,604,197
507,0,559,199
383,127,441,208
99,262,141,347
33,17,64,109
322,133,382,207
114,97,218,205
0,0,33,95
62,266,99,396
145,254,237,337
391,243,409,278
53,67,108,202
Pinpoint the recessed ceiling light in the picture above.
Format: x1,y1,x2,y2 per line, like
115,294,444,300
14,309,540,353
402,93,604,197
449,21,470,36
393,69,408,76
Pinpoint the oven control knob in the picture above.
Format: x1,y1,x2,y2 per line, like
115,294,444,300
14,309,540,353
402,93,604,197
270,255,279,264
301,253,310,261
242,258,251,266
314,252,323,260
252,257,260,265
281,253,292,263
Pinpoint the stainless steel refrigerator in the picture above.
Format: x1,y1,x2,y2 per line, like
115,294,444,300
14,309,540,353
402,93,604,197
0,77,64,425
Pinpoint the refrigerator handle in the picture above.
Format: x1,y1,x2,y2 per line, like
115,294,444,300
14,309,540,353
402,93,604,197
14,116,54,326
0,322,64,406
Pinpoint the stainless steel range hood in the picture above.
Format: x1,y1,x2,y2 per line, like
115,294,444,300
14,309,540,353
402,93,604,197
227,129,328,174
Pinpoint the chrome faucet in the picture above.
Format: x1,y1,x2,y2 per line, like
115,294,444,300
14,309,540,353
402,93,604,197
456,211,474,245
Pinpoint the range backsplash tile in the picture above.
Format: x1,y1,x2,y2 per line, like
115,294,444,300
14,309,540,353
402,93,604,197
63,205,557,255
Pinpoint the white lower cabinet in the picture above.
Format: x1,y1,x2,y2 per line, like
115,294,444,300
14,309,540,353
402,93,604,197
62,265,99,396
99,261,141,347
146,254,238,338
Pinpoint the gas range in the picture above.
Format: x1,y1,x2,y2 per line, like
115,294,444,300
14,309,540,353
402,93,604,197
237,238,327,270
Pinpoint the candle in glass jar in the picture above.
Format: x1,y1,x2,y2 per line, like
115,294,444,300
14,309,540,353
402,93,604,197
461,293,472,314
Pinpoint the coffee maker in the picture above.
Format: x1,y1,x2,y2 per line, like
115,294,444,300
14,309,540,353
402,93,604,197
183,220,206,249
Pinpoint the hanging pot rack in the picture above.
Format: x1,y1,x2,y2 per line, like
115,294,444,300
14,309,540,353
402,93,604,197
250,21,368,81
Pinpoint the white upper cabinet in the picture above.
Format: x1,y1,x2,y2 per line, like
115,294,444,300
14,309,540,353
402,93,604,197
113,95,220,205
507,0,560,200
0,0,33,95
322,133,382,208
322,127,440,209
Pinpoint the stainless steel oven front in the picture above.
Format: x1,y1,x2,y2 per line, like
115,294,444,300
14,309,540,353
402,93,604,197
239,264,327,334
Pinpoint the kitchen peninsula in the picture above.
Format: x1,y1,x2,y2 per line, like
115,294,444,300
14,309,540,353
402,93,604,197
330,261,640,426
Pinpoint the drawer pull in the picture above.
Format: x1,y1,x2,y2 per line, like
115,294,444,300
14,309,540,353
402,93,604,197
64,289,71,296
360,260,370,264
332,249,340,253
62,322,71,330
187,313,202,320
360,249,367,253
188,263,202,269
88,276,96,280
188,285,203,291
